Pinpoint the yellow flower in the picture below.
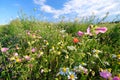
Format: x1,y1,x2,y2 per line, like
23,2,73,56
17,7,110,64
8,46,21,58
16,58,22,63
57,51,61,55
91,71,95,76
63,67,67,72
118,74,120,77
117,54,120,59
10,57,15,61
99,68,103,72
108,68,112,72
117,61,120,65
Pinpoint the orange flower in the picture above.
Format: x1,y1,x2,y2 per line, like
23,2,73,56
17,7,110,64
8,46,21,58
73,38,79,43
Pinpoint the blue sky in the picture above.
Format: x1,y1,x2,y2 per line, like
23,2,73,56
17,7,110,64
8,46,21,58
0,0,120,25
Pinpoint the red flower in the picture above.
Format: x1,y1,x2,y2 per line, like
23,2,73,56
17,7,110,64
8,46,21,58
73,38,79,43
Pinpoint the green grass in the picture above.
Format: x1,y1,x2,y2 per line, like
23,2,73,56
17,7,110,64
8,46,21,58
0,19,120,80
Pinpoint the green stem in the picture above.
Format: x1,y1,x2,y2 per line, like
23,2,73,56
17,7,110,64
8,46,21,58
2,53,10,80
98,57,106,68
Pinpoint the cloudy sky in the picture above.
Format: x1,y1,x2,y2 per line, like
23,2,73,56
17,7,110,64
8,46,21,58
0,0,120,24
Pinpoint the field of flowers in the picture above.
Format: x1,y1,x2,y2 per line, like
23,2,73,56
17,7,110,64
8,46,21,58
0,19,120,80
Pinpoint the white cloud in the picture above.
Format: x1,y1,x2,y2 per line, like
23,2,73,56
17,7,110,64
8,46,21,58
33,0,120,19
13,3,20,7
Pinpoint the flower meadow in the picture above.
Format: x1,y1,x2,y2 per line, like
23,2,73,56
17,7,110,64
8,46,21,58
0,19,120,80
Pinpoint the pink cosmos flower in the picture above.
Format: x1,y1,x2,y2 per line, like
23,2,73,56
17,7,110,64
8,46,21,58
1,47,9,52
77,31,84,36
31,48,36,52
100,70,112,79
86,27,92,36
113,76,120,80
95,27,108,34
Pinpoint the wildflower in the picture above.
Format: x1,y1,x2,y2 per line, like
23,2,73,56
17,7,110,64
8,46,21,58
60,30,66,33
27,31,30,35
28,64,33,68
95,27,107,34
37,51,44,58
16,44,20,50
24,55,31,61
93,54,99,58
74,65,88,74
112,76,120,80
40,69,44,73
67,46,76,51
65,55,69,59
81,62,87,66
100,70,112,79
85,26,92,36
91,71,95,76
31,48,36,52
14,52,18,57
32,33,36,38
77,31,84,36
57,51,61,55
1,47,9,52
73,38,79,43
59,67,69,75
92,49,102,54
10,57,15,61
16,58,22,63
112,54,117,58
85,25,107,36
117,54,120,59
103,61,110,66
68,72,77,80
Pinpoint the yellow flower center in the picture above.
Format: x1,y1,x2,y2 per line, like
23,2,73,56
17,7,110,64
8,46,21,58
63,68,67,72
70,74,75,79
117,54,120,59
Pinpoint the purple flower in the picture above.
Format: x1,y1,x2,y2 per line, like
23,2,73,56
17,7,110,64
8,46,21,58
77,31,84,36
1,47,9,52
113,76,120,80
85,27,92,36
31,48,36,52
95,27,107,34
100,70,112,79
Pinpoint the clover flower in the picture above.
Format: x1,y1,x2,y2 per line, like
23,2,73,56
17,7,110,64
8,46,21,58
1,47,9,52
24,55,31,61
31,48,36,52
